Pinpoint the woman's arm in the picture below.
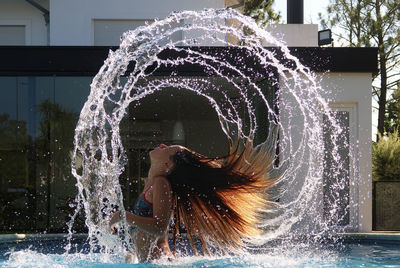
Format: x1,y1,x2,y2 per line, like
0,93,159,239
109,176,173,236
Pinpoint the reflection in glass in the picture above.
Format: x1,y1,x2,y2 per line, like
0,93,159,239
0,77,91,232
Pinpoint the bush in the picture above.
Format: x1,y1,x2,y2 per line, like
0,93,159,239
372,131,400,181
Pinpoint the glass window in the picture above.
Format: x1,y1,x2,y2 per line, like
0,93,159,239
55,77,92,113
0,77,17,119
0,75,278,232
94,20,154,46
0,77,54,232
0,26,25,45
93,19,182,46
51,77,91,231
0,76,92,232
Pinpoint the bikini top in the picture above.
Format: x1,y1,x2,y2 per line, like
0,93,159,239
133,186,153,218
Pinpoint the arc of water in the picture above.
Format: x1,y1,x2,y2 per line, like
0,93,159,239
70,8,350,255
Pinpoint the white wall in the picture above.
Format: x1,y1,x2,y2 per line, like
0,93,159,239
0,0,48,45
50,0,224,46
0,0,318,47
320,73,372,232
265,24,318,47
280,72,372,232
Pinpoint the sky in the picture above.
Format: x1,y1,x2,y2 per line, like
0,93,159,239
273,0,330,26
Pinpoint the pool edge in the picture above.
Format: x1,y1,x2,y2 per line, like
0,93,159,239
0,233,88,242
1,232,400,243
339,232,400,243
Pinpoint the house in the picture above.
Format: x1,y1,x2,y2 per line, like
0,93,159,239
0,0,376,235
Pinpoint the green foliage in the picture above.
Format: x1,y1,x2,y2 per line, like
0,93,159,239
243,0,281,27
385,83,400,133
373,131,400,181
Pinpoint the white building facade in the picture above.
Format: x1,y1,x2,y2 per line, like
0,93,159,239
0,0,375,234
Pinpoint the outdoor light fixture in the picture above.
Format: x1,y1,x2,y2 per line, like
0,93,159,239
318,29,333,46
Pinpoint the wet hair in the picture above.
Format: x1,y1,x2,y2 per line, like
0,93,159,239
166,138,278,255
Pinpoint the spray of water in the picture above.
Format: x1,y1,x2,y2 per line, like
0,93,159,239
69,8,352,260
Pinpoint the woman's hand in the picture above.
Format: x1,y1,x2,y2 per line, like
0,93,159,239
109,211,122,233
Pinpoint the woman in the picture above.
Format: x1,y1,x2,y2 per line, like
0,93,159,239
109,138,278,262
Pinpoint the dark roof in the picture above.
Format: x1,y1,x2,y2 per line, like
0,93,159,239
0,46,378,76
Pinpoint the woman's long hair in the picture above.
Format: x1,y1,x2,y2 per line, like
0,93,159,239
166,134,279,255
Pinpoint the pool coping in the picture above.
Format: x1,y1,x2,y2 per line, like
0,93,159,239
0,233,87,243
338,232,400,243
1,232,399,243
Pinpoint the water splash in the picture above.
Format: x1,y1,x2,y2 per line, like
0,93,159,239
70,8,353,259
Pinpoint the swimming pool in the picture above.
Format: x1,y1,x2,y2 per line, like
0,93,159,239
1,235,400,267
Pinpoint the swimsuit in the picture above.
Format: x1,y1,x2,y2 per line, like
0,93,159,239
133,186,153,218
128,186,153,234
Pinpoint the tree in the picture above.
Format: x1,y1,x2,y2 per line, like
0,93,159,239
320,0,400,138
243,0,282,27
385,82,400,133
372,131,400,181
226,0,281,45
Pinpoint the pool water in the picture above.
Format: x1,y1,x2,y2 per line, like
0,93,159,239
1,238,400,267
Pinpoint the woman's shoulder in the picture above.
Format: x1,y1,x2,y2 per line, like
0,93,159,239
152,176,171,189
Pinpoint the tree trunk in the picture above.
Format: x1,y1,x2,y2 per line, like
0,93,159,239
376,0,387,140
378,55,388,138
